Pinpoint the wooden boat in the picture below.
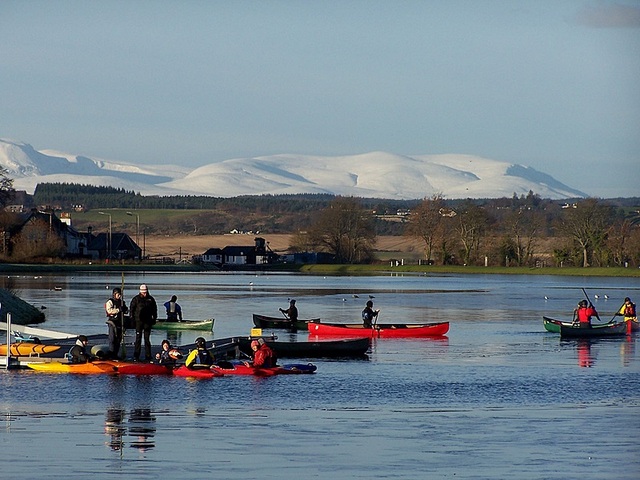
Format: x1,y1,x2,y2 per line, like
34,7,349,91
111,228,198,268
0,342,61,356
237,336,370,358
152,318,214,331
307,321,449,338
173,365,224,378
26,360,118,374
252,314,317,331
560,322,627,338
209,360,317,376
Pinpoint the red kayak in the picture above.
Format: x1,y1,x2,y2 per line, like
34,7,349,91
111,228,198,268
307,321,449,338
172,365,224,378
114,362,174,375
209,361,317,376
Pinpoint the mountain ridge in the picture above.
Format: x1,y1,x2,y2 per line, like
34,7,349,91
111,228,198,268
0,138,588,199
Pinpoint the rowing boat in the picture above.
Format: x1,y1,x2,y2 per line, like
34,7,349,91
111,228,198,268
559,322,627,338
252,314,317,331
307,321,449,338
237,336,370,358
0,343,61,356
153,318,214,331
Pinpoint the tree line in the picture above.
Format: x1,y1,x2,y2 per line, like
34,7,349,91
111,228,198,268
1,175,639,267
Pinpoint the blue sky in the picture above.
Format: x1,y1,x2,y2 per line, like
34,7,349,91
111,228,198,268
1,0,639,198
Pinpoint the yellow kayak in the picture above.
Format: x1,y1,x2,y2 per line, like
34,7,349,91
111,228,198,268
0,343,61,356
26,360,118,374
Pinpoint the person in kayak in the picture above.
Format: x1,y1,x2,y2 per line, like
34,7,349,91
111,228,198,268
248,338,276,368
573,300,597,328
69,335,93,363
129,284,158,362
155,339,182,365
163,295,183,322
362,300,380,328
185,337,215,368
105,287,128,359
279,299,298,330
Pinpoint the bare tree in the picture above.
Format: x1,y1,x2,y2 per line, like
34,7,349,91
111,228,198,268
308,197,376,263
454,201,490,265
503,208,542,266
405,194,445,263
556,198,612,268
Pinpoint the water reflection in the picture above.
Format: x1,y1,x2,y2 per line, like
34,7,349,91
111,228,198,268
576,340,594,368
128,408,156,451
620,336,636,367
104,407,156,452
104,408,125,451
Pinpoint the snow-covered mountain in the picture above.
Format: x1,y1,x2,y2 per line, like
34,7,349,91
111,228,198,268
0,138,587,199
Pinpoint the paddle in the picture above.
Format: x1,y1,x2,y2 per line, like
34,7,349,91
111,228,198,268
581,288,601,322
119,273,127,359
607,303,625,324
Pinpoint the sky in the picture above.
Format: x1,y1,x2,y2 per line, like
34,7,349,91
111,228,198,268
1,0,639,198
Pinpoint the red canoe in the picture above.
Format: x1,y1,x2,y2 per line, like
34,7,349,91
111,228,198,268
307,321,449,338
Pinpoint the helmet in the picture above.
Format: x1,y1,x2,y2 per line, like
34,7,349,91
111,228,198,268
112,287,121,295
366,300,373,307
195,337,206,348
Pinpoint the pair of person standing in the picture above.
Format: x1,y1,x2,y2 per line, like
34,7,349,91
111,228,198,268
105,284,157,362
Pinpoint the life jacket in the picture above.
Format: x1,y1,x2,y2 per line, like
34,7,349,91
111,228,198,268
194,349,214,366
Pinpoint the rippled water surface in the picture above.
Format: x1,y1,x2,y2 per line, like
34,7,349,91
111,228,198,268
1,272,639,479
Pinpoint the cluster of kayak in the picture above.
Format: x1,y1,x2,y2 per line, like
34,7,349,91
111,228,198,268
23,355,317,377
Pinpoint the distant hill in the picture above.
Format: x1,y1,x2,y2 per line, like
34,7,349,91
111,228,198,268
1,138,588,200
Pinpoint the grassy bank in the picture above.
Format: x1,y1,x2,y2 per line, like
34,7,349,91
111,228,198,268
1,262,638,277
298,264,640,277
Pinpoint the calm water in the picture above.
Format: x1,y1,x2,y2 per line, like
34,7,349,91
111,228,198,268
1,272,639,479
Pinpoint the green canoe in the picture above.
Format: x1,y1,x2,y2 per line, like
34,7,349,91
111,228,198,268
152,318,214,331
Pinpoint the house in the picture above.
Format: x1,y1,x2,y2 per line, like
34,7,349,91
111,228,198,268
0,209,141,260
201,247,224,266
85,232,142,261
198,237,279,268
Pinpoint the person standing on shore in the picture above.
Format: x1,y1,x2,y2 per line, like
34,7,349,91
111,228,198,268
129,284,157,362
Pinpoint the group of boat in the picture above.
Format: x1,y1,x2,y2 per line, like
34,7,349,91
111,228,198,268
542,316,638,338
2,297,636,374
